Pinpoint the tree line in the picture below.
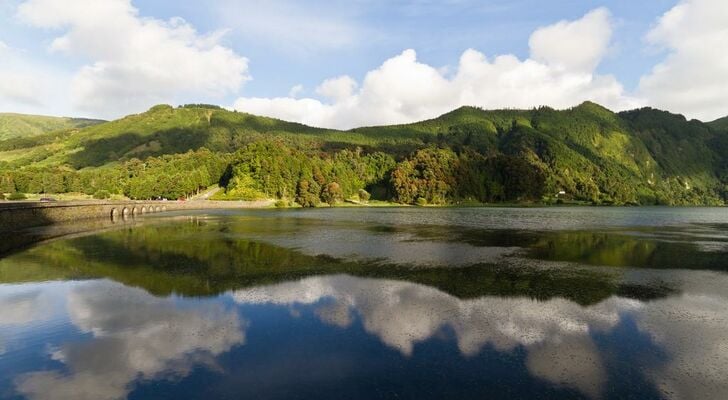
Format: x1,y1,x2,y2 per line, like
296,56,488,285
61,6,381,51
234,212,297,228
0,148,227,200
0,140,550,206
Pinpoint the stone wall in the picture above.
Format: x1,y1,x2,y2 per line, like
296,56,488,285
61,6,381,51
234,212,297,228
0,200,273,233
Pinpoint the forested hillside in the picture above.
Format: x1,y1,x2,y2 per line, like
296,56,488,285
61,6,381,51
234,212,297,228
0,102,726,206
709,115,728,132
0,113,104,141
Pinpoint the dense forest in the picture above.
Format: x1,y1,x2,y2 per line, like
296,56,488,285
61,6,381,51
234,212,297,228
1,102,727,206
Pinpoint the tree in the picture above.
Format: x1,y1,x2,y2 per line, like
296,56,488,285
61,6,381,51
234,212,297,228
391,148,458,204
322,182,343,206
42,171,65,194
493,155,547,201
391,161,417,204
0,173,15,193
222,173,266,200
295,179,319,207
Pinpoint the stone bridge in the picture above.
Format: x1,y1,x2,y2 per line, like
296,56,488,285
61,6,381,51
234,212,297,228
109,203,168,219
0,199,273,234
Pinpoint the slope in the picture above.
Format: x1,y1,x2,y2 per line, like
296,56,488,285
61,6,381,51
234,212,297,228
708,115,728,132
0,112,104,141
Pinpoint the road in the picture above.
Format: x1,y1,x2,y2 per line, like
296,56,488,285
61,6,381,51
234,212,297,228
189,185,222,200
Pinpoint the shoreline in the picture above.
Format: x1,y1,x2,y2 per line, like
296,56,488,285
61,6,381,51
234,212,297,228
0,198,723,234
2,198,725,210
0,199,274,233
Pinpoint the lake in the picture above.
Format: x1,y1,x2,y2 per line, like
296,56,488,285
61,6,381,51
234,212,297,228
1,207,727,399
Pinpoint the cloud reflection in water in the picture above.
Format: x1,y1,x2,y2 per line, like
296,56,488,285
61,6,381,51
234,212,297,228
233,273,728,399
14,281,245,400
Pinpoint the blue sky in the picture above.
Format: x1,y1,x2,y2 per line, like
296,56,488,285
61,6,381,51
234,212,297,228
137,0,671,93
0,0,726,128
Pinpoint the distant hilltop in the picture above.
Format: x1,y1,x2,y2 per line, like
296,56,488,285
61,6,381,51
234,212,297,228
0,112,105,141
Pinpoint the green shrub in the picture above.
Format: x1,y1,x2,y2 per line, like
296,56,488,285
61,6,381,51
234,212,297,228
0,193,5,200
275,199,288,208
358,189,371,202
218,174,267,200
416,197,428,206
93,190,111,199
7,192,26,200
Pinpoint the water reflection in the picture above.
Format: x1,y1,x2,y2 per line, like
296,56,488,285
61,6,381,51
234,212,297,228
203,211,728,271
4,211,728,276
0,288,54,358
1,208,728,399
0,217,677,306
0,289,51,327
634,293,728,399
7,281,244,400
232,273,728,399
3,272,726,399
356,223,728,270
232,275,628,397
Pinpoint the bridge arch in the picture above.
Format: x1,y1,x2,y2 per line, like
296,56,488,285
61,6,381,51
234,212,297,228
110,208,118,220
155,206,161,212
122,207,130,218
141,206,147,214
162,206,167,212
132,207,138,216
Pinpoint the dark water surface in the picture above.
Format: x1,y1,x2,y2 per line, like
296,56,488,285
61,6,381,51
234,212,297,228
1,207,728,399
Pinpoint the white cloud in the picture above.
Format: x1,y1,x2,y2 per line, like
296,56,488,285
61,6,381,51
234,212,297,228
0,70,45,107
638,0,728,121
529,8,613,72
16,0,249,118
0,41,53,108
234,96,335,127
6,1,724,125
316,76,357,102
232,8,641,129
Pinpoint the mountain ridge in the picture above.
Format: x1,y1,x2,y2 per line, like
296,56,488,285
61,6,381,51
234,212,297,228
1,102,726,206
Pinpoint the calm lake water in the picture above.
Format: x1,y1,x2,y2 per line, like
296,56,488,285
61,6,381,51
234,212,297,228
1,207,728,399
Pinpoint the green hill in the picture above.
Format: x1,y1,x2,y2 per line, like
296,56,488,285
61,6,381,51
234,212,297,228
0,112,104,141
709,115,728,132
0,102,726,206
0,104,394,168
